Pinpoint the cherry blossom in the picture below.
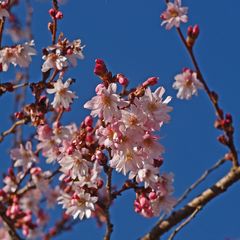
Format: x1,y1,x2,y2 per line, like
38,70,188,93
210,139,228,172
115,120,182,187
47,78,77,109
161,0,188,30
10,141,38,171
0,40,36,71
58,189,98,220
41,50,67,72
173,68,203,99
84,83,127,123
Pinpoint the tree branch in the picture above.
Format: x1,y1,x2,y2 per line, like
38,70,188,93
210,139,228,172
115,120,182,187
168,206,202,240
140,166,240,240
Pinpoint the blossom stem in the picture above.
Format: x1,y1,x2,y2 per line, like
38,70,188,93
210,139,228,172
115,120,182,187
0,18,5,49
104,166,113,240
176,27,239,168
52,0,59,44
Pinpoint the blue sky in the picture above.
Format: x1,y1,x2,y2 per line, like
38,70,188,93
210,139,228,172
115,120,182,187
1,0,240,239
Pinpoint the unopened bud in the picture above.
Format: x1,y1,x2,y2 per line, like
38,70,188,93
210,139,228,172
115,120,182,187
192,25,200,38
55,11,63,20
49,8,56,18
217,135,228,145
142,77,158,88
117,74,129,86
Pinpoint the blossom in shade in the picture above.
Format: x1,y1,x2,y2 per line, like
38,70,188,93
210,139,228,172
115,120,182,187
161,0,188,30
58,189,98,220
10,141,38,171
0,40,36,71
173,69,203,99
47,78,77,109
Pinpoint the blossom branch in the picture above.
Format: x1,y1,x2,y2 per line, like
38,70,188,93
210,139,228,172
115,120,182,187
175,27,238,168
168,206,202,240
140,166,240,240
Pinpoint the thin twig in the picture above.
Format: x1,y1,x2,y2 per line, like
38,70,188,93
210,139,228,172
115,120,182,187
175,158,227,207
0,18,5,49
104,166,113,240
52,0,59,44
168,206,202,240
0,119,28,143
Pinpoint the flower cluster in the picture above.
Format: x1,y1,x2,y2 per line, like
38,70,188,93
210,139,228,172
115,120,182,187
42,36,84,72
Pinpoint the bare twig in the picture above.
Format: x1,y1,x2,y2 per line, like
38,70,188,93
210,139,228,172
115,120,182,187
0,18,5,49
168,206,202,240
175,158,227,207
0,119,28,143
104,166,113,240
52,0,59,44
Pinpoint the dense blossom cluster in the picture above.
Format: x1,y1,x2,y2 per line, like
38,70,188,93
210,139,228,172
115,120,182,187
0,0,210,239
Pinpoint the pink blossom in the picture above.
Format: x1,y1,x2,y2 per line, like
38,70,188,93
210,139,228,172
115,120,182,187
84,83,127,123
41,50,67,72
173,69,203,99
10,141,38,171
161,0,188,30
58,189,98,220
0,40,36,71
47,78,77,109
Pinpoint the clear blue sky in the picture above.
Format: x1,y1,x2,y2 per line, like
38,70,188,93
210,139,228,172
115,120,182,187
1,0,240,239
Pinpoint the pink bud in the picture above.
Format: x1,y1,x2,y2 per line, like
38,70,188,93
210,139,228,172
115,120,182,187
225,113,232,123
49,8,56,18
139,196,149,208
192,24,200,38
97,179,104,189
187,25,193,37
142,77,158,87
149,192,157,200
117,74,129,86
86,126,93,132
67,146,74,155
67,48,73,55
84,116,93,127
94,59,107,76
55,11,63,20
86,134,94,144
